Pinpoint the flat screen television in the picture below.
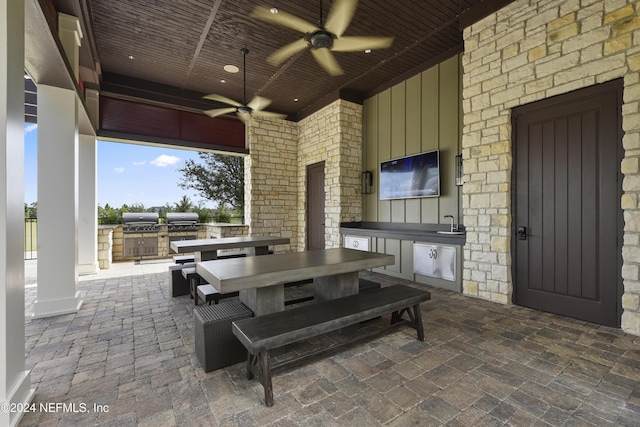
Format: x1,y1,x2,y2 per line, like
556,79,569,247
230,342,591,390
379,150,440,200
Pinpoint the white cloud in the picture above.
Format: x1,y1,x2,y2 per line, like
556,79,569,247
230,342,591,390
133,160,146,166
114,167,125,174
25,123,37,134
151,154,180,167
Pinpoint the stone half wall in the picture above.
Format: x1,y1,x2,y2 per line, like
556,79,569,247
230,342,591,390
462,0,640,334
246,99,363,253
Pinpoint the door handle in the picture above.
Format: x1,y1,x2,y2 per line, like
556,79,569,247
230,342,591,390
517,226,527,240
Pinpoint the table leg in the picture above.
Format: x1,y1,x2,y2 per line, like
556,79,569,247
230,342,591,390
313,271,359,303
247,245,270,256
196,250,218,262
239,284,284,316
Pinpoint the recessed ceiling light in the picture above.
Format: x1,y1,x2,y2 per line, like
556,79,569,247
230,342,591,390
364,49,372,54
223,64,240,73
220,79,226,83
270,7,278,14
294,98,299,102
128,55,135,60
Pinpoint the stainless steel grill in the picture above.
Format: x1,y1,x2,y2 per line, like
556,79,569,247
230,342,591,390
167,212,199,232
122,212,160,233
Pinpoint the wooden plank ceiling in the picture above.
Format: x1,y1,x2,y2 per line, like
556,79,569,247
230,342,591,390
53,0,515,121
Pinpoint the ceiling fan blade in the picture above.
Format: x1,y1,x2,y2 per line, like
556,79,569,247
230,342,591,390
251,6,319,34
324,0,358,38
311,48,344,76
252,110,288,120
247,96,272,112
332,36,394,52
267,38,309,66
203,107,237,118
202,93,243,107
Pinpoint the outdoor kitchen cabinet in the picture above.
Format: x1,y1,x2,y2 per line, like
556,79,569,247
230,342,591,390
413,243,456,281
124,237,159,257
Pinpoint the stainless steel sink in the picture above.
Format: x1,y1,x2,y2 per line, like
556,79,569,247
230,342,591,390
436,231,465,235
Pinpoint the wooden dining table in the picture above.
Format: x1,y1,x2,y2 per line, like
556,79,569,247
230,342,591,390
170,235,290,261
196,248,395,316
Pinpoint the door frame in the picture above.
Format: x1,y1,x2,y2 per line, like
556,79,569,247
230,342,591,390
510,79,624,326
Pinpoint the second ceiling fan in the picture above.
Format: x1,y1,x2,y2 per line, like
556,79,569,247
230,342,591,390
252,0,394,76
203,48,287,123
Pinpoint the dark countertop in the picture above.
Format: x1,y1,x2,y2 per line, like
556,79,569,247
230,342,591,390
340,221,466,245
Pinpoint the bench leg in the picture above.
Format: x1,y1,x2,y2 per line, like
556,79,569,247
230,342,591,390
391,306,425,341
189,278,198,303
260,351,274,407
247,351,274,406
247,353,255,380
413,304,425,341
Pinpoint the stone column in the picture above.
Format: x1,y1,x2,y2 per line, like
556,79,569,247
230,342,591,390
0,0,35,424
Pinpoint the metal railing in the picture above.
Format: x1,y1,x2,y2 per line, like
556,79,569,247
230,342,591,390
25,218,37,260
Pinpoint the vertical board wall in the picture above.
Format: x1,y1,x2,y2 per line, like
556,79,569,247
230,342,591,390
362,54,462,280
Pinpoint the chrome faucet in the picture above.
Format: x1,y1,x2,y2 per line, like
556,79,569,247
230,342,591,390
444,215,456,232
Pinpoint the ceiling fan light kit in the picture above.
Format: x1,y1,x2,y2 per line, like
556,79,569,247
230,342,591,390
308,31,334,49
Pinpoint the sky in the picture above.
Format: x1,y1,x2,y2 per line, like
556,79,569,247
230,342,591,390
24,123,215,209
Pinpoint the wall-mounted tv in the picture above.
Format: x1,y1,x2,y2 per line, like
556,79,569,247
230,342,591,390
379,150,440,200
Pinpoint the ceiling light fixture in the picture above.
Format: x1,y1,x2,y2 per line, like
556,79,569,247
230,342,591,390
128,55,135,60
220,79,226,83
270,7,278,14
294,98,299,102
223,64,240,73
364,49,372,54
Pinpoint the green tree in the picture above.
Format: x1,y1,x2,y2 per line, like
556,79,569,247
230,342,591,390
122,203,146,213
98,203,122,224
178,153,244,213
174,195,194,212
24,202,37,218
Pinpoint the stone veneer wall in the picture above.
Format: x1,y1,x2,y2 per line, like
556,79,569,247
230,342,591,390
97,226,114,269
297,100,363,251
245,118,299,251
462,0,640,334
246,100,363,253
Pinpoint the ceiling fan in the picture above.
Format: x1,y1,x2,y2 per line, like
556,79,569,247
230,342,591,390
251,0,394,76
203,48,287,123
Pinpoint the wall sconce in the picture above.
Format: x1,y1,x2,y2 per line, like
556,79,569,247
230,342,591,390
362,171,373,194
455,154,463,186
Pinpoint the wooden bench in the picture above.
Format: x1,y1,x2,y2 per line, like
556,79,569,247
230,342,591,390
173,255,195,264
182,267,239,305
232,284,431,406
197,284,239,305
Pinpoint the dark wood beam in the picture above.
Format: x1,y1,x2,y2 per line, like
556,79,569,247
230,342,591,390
459,0,517,29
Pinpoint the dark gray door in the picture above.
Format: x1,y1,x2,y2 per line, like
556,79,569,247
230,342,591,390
307,162,325,250
512,80,623,327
